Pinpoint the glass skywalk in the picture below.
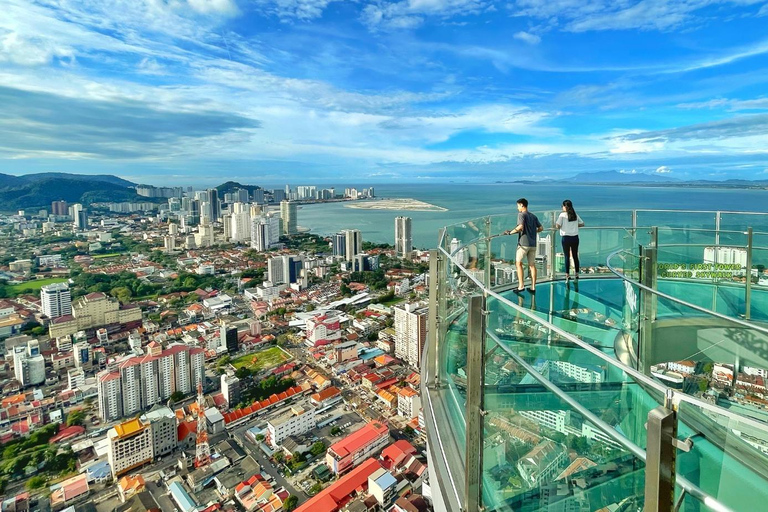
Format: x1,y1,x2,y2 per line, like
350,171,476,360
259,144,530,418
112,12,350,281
422,209,768,512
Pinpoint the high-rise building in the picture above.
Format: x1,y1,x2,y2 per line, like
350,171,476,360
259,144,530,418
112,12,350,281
41,282,72,319
220,325,239,353
140,406,177,458
70,204,86,230
252,189,265,204
251,214,280,251
395,217,413,259
280,200,298,235
13,340,46,387
96,343,205,421
207,188,220,221
51,200,68,216
231,207,251,242
268,254,298,284
221,373,241,407
107,418,154,478
332,233,346,257
394,303,428,368
344,229,363,262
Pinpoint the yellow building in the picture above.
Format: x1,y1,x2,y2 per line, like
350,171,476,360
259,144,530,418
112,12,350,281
49,292,142,338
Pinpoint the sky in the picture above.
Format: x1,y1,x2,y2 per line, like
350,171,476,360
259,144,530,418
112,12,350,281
2,0,768,186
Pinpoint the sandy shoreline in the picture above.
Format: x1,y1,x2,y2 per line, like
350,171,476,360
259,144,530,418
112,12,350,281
345,198,447,212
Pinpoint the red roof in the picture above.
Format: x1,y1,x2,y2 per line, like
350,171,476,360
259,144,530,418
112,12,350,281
49,425,85,444
178,420,197,441
294,458,382,512
328,422,389,459
380,440,417,470
85,292,106,300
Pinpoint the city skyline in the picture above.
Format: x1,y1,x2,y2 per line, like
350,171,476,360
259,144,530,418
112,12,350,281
2,1,768,184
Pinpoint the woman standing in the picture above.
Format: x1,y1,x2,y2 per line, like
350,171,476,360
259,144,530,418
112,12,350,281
555,200,584,283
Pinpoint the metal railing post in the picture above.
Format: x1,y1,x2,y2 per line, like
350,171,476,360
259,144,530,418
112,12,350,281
645,391,678,512
484,217,492,288
746,227,753,320
639,227,658,374
465,294,486,512
427,249,440,388
549,211,557,280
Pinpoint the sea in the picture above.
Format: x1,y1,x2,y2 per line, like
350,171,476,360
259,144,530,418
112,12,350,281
295,183,768,249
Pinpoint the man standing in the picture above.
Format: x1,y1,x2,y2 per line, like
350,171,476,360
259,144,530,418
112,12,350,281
504,198,543,295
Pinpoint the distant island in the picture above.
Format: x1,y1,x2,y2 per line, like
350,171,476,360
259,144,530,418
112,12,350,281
497,170,768,189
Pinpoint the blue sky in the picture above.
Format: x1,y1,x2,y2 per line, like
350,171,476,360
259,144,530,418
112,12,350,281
2,0,768,185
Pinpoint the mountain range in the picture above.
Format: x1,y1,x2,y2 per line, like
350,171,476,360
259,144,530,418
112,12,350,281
504,170,768,187
0,172,142,211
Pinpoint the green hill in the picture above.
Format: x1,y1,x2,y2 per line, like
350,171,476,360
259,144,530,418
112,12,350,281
215,181,263,195
0,175,146,211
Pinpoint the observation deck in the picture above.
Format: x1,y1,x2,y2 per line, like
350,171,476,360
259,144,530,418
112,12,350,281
421,210,768,512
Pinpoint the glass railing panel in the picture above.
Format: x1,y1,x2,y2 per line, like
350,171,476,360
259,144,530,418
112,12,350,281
482,294,666,512
676,400,768,511
719,212,768,237
635,210,717,231
442,215,489,254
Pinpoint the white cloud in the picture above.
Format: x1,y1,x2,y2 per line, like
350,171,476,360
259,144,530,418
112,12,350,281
187,0,239,15
361,0,487,29
759,3,768,16
509,0,765,33
0,32,74,66
619,169,637,174
513,31,541,45
655,165,671,173
253,0,341,20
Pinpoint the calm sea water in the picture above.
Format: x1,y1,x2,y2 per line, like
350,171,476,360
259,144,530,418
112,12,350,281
296,184,768,248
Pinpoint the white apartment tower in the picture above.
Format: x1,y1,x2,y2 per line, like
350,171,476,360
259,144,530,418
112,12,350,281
394,303,428,368
96,343,205,421
395,217,413,259
41,282,72,319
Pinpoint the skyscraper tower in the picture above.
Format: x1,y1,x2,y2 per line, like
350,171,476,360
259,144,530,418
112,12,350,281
395,216,413,259
207,188,220,222
280,200,298,235
344,229,362,262
194,381,210,468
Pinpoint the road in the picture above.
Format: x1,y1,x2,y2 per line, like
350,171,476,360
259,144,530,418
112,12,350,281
229,425,305,504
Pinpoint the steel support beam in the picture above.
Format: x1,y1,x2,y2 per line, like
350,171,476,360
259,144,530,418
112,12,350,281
639,227,658,375
645,398,678,512
427,249,440,388
465,294,486,512
746,227,753,320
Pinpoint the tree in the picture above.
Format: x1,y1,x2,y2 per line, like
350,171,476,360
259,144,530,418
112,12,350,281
111,286,133,304
66,409,85,427
404,426,415,437
309,483,323,495
274,452,285,463
25,476,46,490
699,379,709,392
284,495,299,512
330,426,342,436
170,391,185,403
310,441,326,456
255,434,265,442
236,366,251,379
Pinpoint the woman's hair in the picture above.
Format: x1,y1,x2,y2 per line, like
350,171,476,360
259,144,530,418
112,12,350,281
563,199,577,222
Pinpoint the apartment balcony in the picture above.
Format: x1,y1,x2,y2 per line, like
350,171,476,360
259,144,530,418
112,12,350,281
422,210,768,512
